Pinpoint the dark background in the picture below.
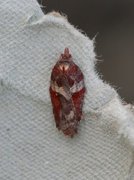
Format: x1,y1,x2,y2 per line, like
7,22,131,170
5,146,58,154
38,0,134,103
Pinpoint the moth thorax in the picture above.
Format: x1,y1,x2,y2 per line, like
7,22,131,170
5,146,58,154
59,62,70,72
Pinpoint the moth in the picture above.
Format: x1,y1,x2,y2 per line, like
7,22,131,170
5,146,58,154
50,48,85,137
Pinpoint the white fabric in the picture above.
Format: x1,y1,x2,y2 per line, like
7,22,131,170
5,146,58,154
0,0,134,179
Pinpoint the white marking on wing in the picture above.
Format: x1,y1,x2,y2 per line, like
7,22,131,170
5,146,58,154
51,81,71,100
70,80,84,93
65,111,74,120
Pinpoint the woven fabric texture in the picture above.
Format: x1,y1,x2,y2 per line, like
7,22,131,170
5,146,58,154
0,0,134,179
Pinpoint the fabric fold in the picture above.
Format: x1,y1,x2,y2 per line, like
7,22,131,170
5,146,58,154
0,6,115,111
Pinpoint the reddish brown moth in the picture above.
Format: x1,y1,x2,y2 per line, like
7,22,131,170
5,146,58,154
49,48,85,137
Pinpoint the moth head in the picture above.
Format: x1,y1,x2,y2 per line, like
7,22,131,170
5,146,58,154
61,48,71,59
58,48,72,72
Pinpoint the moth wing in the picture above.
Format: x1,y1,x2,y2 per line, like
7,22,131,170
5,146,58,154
72,88,85,121
49,87,61,129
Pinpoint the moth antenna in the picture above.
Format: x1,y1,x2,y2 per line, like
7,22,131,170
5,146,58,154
61,48,72,60
64,48,69,56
